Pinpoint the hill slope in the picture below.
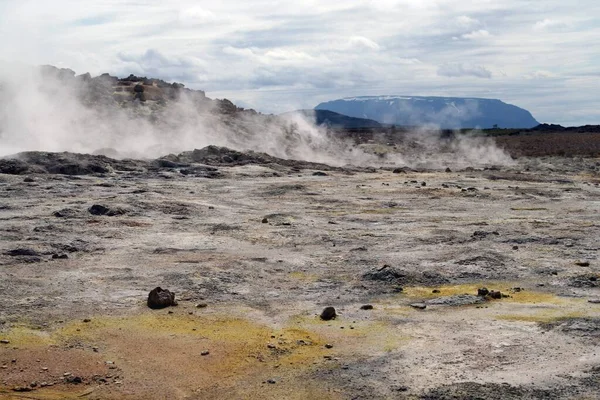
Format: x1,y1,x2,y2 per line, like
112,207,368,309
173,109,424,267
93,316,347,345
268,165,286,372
280,109,382,129
315,96,539,129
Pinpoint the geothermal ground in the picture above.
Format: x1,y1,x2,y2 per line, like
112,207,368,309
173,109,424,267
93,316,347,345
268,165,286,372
0,149,599,399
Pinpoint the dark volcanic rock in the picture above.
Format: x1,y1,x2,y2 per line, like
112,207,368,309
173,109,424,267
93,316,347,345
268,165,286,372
362,265,448,286
421,381,560,399
425,295,484,306
172,145,340,171
54,208,79,218
147,287,177,309
0,159,33,175
88,204,110,216
570,275,599,288
88,204,127,216
4,248,41,257
320,306,337,321
540,318,600,340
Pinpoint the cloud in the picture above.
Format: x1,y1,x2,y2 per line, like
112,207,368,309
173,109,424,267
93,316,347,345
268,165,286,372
533,19,570,31
523,70,557,79
437,63,492,79
455,16,481,29
0,0,599,125
347,36,381,51
116,49,206,82
461,30,491,40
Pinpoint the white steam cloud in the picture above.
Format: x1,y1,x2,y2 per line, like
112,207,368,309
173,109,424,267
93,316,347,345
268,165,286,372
0,65,513,169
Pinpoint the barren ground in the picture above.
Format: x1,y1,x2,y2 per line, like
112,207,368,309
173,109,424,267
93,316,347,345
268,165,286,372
1,153,599,399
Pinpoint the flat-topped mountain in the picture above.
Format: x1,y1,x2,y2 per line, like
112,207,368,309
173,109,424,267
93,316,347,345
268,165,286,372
315,95,539,129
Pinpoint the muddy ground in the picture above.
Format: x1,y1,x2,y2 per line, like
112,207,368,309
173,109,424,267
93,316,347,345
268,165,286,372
0,150,599,399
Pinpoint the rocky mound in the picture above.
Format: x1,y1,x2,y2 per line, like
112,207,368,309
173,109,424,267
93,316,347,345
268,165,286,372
0,146,344,176
0,152,147,175
163,145,342,171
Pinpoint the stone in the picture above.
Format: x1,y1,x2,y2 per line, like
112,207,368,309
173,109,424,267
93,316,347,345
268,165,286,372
360,304,374,310
65,376,83,384
488,290,503,300
313,171,328,176
575,261,590,267
12,387,33,392
262,218,268,223
325,344,333,349
4,248,40,257
147,287,177,309
477,288,490,296
52,254,69,259
425,295,484,307
410,303,427,310
196,303,208,308
201,351,210,356
88,204,110,216
320,307,337,321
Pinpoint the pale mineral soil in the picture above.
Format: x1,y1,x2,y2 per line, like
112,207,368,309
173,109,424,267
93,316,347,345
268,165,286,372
0,155,599,399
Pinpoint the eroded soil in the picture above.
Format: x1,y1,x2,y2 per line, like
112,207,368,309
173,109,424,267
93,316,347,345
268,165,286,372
1,154,599,399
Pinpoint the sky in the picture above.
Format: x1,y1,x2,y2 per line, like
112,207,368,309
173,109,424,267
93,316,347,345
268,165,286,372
1,0,599,126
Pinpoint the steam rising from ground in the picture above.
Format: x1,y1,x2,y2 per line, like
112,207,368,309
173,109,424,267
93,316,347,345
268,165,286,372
0,67,513,169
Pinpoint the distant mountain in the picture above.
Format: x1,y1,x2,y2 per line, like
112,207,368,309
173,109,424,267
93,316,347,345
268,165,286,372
315,96,539,129
281,109,382,129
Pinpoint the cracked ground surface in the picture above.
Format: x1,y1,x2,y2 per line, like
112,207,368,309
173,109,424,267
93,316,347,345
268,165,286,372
0,155,599,399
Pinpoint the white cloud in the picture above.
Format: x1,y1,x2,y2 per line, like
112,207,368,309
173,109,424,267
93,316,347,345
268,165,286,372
437,63,492,79
179,6,218,25
456,15,481,29
524,70,557,79
461,30,491,40
0,0,599,124
533,19,569,32
347,36,381,51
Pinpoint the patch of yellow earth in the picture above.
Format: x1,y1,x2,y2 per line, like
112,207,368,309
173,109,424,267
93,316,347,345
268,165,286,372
1,313,343,399
494,310,588,323
0,326,54,348
288,271,320,282
399,283,596,323
290,315,410,355
401,283,579,305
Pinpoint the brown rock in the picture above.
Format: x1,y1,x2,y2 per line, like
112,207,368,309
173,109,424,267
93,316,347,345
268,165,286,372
147,287,177,309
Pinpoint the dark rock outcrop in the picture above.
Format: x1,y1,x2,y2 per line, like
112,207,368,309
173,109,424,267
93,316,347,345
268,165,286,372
147,287,177,309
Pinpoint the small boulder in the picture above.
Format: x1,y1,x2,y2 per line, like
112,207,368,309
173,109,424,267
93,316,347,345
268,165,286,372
4,248,40,257
477,288,490,297
88,204,110,216
147,287,177,309
575,261,590,267
320,307,337,321
410,303,427,310
360,304,374,310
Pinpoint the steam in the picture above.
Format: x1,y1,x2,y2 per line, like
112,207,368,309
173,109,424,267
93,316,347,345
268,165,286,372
0,65,513,169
